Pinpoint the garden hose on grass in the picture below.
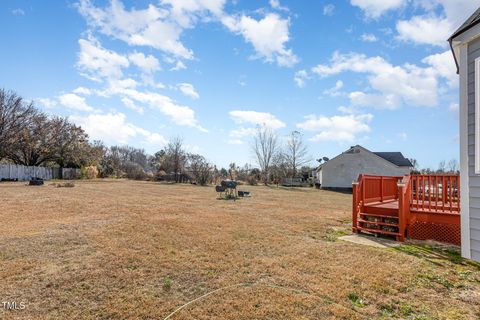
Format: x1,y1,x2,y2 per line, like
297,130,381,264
163,282,365,319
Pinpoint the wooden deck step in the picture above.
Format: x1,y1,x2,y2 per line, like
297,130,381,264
358,219,399,227
356,227,400,236
359,212,398,219
363,206,399,215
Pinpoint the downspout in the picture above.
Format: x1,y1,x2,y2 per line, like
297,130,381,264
449,38,460,75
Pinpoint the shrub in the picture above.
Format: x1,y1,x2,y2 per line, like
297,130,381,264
124,162,146,180
347,293,365,308
246,175,258,185
163,277,173,291
85,166,98,179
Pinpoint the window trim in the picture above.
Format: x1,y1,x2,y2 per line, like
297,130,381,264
475,57,480,174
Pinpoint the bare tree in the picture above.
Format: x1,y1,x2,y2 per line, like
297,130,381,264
6,112,59,166
228,162,237,180
438,160,446,173
271,151,289,185
252,125,279,185
165,136,187,183
188,154,212,185
102,145,149,178
0,89,36,160
284,130,309,178
447,159,459,173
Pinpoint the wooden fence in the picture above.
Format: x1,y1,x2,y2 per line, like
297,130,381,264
0,164,81,181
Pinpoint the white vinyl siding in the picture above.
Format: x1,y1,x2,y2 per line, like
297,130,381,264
467,37,480,260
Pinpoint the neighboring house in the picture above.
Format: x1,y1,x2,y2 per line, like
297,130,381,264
317,145,412,189
449,7,480,261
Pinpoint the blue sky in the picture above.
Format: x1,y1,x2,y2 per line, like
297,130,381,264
1,0,479,169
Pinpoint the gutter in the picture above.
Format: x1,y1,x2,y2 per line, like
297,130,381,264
449,38,460,75
448,11,480,74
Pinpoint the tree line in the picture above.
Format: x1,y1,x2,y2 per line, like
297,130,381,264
0,89,317,185
0,89,215,183
2,89,460,186
0,89,103,177
409,158,459,175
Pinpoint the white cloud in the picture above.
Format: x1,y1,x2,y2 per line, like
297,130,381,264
323,80,344,97
77,36,129,82
436,0,480,28
396,16,452,47
74,36,205,131
77,0,193,59
12,8,25,16
170,60,186,71
297,113,373,142
337,105,360,114
72,86,93,95
114,88,207,131
311,51,455,109
144,132,167,146
228,110,285,142
161,0,226,28
121,97,144,114
229,127,257,138
312,52,391,77
177,83,200,99
323,4,335,16
396,0,480,47
360,33,378,42
37,98,57,109
96,85,205,130
348,91,400,110
229,110,286,130
223,13,298,67
421,50,457,87
77,0,229,60
128,52,160,74
269,0,289,11
294,70,309,88
58,93,96,112
350,0,405,18
71,112,166,147
227,139,244,145
78,0,298,69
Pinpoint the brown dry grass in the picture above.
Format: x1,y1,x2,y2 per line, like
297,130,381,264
0,180,479,319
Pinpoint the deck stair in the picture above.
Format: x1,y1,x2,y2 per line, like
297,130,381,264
352,174,461,244
357,203,402,240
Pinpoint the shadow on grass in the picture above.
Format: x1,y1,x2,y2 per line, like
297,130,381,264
394,243,480,269
216,196,240,201
265,185,312,192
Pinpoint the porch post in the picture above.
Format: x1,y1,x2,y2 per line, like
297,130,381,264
352,181,358,233
397,182,406,242
380,176,384,202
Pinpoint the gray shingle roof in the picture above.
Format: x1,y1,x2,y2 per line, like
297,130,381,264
449,7,480,40
373,152,412,167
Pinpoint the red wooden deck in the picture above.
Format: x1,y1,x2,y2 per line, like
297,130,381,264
366,199,459,213
352,174,460,245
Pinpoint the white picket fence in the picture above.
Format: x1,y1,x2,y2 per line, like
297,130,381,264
0,164,81,181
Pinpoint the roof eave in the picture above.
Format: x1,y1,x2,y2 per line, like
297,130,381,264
448,8,480,74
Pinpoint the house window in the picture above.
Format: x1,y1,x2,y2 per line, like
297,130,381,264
476,57,480,174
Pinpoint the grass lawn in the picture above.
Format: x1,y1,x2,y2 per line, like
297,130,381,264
1,180,479,319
